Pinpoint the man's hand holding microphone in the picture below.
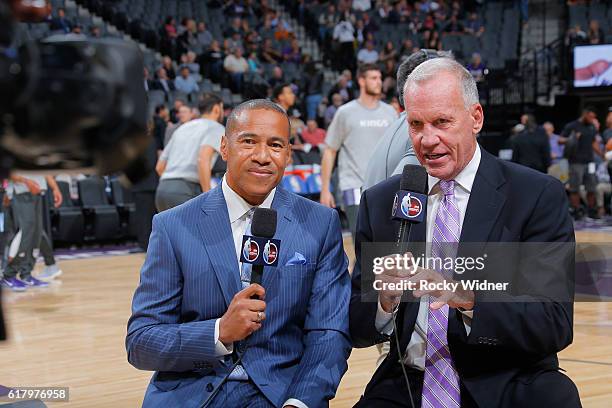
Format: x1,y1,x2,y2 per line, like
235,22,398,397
218,284,266,345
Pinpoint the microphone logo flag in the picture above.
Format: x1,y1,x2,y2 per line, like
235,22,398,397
243,237,260,262
401,193,423,218
392,190,427,223
240,235,282,266
263,240,279,265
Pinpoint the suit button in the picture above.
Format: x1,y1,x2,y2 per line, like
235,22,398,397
237,342,246,353
206,383,214,392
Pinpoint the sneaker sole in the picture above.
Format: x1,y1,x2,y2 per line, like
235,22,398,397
2,285,27,292
37,270,63,281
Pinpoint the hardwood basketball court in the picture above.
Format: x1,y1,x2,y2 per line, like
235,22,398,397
0,231,611,407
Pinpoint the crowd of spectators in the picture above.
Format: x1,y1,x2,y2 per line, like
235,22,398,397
155,1,305,96
510,108,612,220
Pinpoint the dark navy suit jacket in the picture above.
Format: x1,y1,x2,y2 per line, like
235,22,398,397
350,148,581,407
127,185,352,407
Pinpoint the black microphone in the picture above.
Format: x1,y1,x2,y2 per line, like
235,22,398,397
390,164,427,408
249,208,278,286
392,164,428,246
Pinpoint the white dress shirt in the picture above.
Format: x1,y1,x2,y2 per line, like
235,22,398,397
375,145,482,370
214,178,307,408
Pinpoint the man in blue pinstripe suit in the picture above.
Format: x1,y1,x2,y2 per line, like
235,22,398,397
127,99,352,408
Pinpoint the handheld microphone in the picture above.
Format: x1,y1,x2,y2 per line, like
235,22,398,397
390,164,428,408
392,164,428,245
239,208,279,286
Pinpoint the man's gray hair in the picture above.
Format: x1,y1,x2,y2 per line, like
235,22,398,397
396,49,454,108
403,58,479,109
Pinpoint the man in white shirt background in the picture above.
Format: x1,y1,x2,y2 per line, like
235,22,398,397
155,93,225,211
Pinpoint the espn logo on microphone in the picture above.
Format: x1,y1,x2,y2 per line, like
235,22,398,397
391,190,427,223
240,236,281,266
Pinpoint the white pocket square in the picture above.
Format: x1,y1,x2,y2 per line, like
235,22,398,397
286,252,307,265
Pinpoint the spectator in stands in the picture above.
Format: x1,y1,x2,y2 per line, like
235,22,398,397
301,61,325,121
587,20,605,45
272,11,293,41
282,38,302,64
272,83,296,116
302,119,327,147
379,41,398,65
174,66,200,94
151,68,176,95
426,29,442,50
343,69,357,93
333,18,356,72
162,55,176,79
201,40,225,83
362,11,378,35
268,65,285,89
164,17,178,39
544,121,564,165
178,19,198,55
49,8,72,34
320,63,398,237
165,104,193,145
566,24,587,47
224,0,254,18
244,31,261,55
357,41,379,65
444,14,465,33
467,52,486,82
560,106,603,219
355,19,367,49
260,38,283,64
153,105,169,152
143,67,152,92
378,2,392,20
399,39,415,58
289,109,306,148
224,47,249,93
511,114,551,173
465,12,485,37
89,26,102,38
1,175,63,291
196,22,213,50
247,51,263,74
170,98,185,124
325,93,344,127
224,17,244,38
328,75,355,104
71,25,84,36
318,4,339,43
604,110,612,144
387,2,402,24
382,59,397,96
177,17,189,37
155,94,225,211
181,51,201,75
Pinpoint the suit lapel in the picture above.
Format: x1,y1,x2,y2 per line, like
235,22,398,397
198,186,241,308
460,149,506,244
263,186,296,289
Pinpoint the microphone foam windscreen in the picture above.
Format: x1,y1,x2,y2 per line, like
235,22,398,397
400,164,428,194
251,208,277,238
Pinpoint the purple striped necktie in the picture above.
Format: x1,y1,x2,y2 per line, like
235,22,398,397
422,179,461,408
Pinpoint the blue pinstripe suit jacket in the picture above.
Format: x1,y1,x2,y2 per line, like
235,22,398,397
126,184,352,407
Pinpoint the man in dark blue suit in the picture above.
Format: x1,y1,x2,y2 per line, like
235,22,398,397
127,99,351,407
350,58,581,407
